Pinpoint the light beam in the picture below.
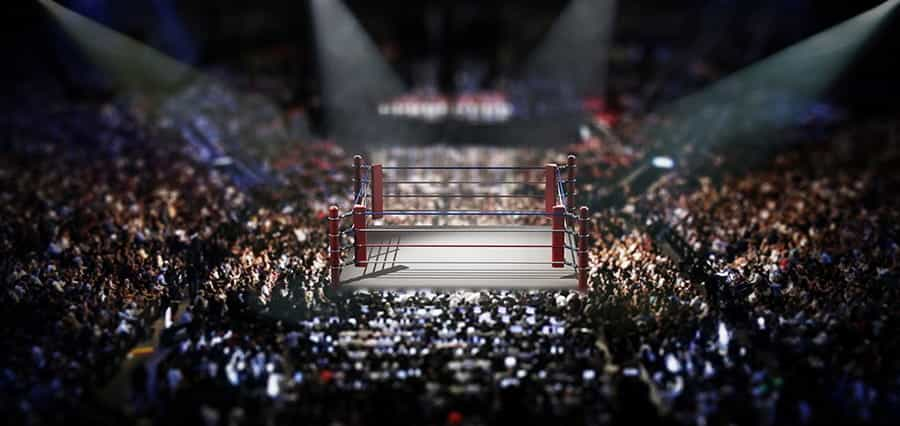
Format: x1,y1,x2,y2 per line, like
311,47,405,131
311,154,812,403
37,0,297,186
638,0,899,153
38,0,196,93
524,0,617,98
310,0,415,145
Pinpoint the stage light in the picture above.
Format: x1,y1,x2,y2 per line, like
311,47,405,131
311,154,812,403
310,0,416,146
638,0,899,154
651,156,675,169
524,0,617,98
37,0,196,93
38,0,288,185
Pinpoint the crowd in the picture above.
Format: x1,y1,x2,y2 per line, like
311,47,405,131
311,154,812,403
359,146,554,227
3,75,900,426
566,126,900,426
0,87,341,424
620,122,900,424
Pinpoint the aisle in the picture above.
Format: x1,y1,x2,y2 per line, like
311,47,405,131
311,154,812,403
97,301,188,415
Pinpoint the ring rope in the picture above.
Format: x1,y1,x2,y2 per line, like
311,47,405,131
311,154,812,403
380,166,545,170
368,194,543,198
352,261,576,265
350,227,576,236
358,243,554,248
358,227,568,233
553,166,580,274
352,181,368,206
358,210,563,216
379,180,547,185
331,157,589,286
555,168,567,206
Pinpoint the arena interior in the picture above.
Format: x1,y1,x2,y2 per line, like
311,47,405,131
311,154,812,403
3,1,900,425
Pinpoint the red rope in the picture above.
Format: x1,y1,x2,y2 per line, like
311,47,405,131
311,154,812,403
359,243,552,248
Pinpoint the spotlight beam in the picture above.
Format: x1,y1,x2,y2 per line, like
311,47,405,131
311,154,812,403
37,0,196,92
588,0,899,209
638,0,899,153
37,0,286,186
310,0,411,144
524,0,617,98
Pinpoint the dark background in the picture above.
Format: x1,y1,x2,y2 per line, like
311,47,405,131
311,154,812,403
4,1,899,115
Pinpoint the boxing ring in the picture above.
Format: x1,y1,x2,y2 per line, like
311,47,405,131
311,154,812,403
327,155,592,290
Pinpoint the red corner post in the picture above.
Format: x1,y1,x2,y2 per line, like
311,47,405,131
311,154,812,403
552,205,565,267
371,164,383,219
545,164,558,215
577,206,590,291
353,205,367,266
353,155,363,201
328,206,341,286
566,154,576,216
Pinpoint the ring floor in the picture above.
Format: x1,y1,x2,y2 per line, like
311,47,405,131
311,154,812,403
339,226,577,289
